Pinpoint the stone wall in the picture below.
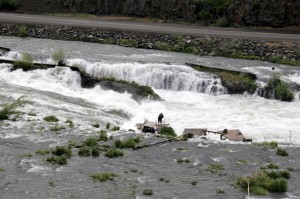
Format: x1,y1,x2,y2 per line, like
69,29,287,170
0,23,299,63
16,0,300,28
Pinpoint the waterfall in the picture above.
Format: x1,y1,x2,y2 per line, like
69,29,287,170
68,59,227,95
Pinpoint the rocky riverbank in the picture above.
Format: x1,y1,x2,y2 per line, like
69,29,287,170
0,23,300,66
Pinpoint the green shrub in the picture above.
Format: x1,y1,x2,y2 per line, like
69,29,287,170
91,147,100,157
142,189,153,195
105,148,124,158
237,171,289,195
91,172,118,182
266,163,279,169
84,137,98,147
43,116,59,122
208,163,224,172
36,149,51,155
114,137,139,148
78,147,91,157
99,130,108,142
52,146,72,158
262,75,294,102
159,126,176,137
256,141,278,149
52,49,67,66
118,39,138,48
46,156,67,165
18,25,28,38
276,148,289,156
0,96,29,120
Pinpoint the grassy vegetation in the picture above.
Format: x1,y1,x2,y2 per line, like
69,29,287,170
276,148,289,156
35,149,51,155
255,141,278,149
207,163,224,173
18,25,28,38
0,96,29,120
65,119,74,128
91,172,118,182
78,146,91,157
84,137,98,147
159,126,176,137
52,146,72,158
262,75,294,102
111,126,120,131
46,156,67,165
92,123,99,128
50,125,65,131
114,137,140,149
106,122,111,129
99,130,108,142
237,170,290,195
43,116,59,122
117,39,138,48
105,148,124,158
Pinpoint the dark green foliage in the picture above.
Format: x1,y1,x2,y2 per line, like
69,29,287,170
99,130,108,142
0,0,20,10
50,125,65,131
142,189,153,196
52,146,72,158
237,170,289,195
18,25,28,38
118,39,138,48
43,116,59,122
266,163,279,170
191,181,198,185
46,156,67,165
262,75,294,102
91,147,100,157
90,172,118,182
13,60,34,71
159,126,176,137
36,149,51,155
179,134,189,141
84,137,98,147
219,72,257,94
114,137,140,148
256,141,278,149
216,189,225,194
207,163,224,172
0,96,29,120
105,148,124,158
106,122,111,129
276,148,289,156
78,146,91,157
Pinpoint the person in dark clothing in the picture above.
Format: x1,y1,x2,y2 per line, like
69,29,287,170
158,113,164,124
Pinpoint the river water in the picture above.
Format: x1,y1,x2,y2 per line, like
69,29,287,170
1,36,300,144
1,36,300,199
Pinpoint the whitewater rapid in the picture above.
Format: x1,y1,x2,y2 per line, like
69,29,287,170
1,36,300,144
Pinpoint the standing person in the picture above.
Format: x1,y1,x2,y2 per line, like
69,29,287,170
158,113,164,124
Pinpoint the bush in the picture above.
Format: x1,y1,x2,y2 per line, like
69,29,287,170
91,147,100,157
115,137,140,148
36,149,51,155
43,116,59,122
105,148,124,158
256,141,278,149
91,172,118,182
78,146,91,157
46,156,67,165
84,137,98,147
159,126,176,137
177,158,190,164
0,96,29,120
52,49,67,66
106,122,111,129
276,148,289,156
18,25,28,38
65,120,74,128
52,146,72,158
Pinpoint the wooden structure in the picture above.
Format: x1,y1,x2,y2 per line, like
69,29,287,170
183,128,207,138
136,120,169,133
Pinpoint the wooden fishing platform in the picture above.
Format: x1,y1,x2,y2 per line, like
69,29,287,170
183,128,252,143
136,120,169,133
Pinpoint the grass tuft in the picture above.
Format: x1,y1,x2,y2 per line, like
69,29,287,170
0,96,30,120
43,116,59,123
91,172,118,182
105,148,124,158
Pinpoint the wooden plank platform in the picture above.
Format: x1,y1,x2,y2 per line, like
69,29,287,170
183,128,207,138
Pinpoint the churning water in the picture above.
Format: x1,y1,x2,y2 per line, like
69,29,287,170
1,36,300,144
